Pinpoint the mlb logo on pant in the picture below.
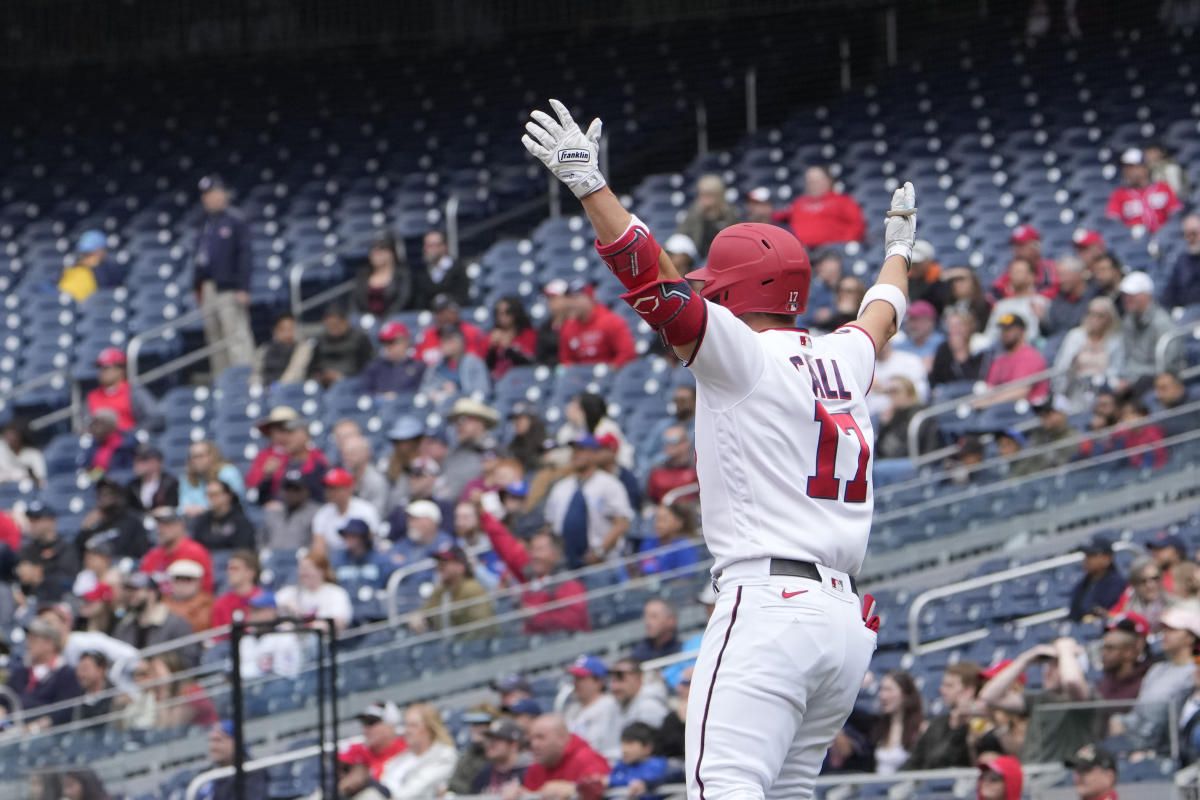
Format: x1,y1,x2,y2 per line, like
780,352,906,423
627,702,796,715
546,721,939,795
830,577,844,591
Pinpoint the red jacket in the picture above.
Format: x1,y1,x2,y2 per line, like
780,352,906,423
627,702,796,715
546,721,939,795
87,381,136,432
211,587,264,630
246,446,329,502
559,304,636,367
773,192,866,246
0,511,20,551
645,463,699,505
341,737,408,781
482,516,592,633
523,734,610,790
1106,182,1181,232
140,537,215,593
989,258,1059,301
415,321,488,362
486,327,538,377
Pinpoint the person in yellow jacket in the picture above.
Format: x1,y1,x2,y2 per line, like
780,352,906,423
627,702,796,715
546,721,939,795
59,230,118,302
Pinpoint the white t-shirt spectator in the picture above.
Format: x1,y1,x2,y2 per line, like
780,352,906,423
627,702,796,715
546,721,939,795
869,347,930,415
311,497,382,551
275,582,353,630
559,692,622,762
239,632,304,679
544,470,634,555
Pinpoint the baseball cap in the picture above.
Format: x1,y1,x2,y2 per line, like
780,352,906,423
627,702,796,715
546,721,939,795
980,659,1027,686
1160,606,1200,639
484,719,525,743
500,480,529,499
83,535,114,557
379,321,411,342
745,186,772,204
566,277,592,295
663,233,699,262
910,239,936,264
282,469,308,489
339,518,373,538
595,433,620,452
95,347,127,367
996,313,1026,329
256,405,300,432
1066,743,1118,772
387,415,425,441
996,427,1027,447
571,434,604,450
1119,148,1144,166
123,572,156,591
1073,229,1105,249
432,543,468,565
167,559,205,580
80,583,114,603
504,698,542,715
1009,224,1041,244
151,507,183,524
1080,533,1114,555
406,499,443,524
357,701,402,727
1147,531,1188,554
247,590,277,609
1106,611,1151,638
908,300,937,319
198,175,227,193
543,278,569,298
76,230,108,255
431,294,458,312
567,654,608,679
1119,270,1154,296
25,500,56,519
491,673,532,694
323,468,355,488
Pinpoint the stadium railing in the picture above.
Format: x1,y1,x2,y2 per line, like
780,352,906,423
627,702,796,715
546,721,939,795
126,293,239,387
906,540,1142,654
0,368,81,433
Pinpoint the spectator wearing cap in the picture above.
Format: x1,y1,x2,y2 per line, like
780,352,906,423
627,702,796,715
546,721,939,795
663,233,699,277
388,475,453,554
993,225,1059,300
276,551,353,631
1016,395,1080,473
79,477,151,560
361,320,425,396
979,313,1050,407
140,507,216,593
1147,532,1187,595
979,637,1094,763
1119,271,1182,392
336,747,394,800
772,165,866,247
193,175,254,375
472,719,530,794
1110,606,1200,749
308,303,376,387
188,721,269,800
332,518,395,594
1096,614,1151,725
675,174,742,257
414,294,489,363
58,229,120,303
545,434,633,568
558,654,622,761
492,673,533,708
245,406,324,503
165,559,214,633
73,649,114,722
975,755,1023,800
1106,147,1182,232
515,530,591,635
902,662,984,770
0,617,82,729
743,186,775,225
1069,534,1127,621
19,502,79,598
85,347,162,435
1052,296,1124,409
1073,229,1107,269
1109,555,1168,629
486,295,537,379
252,312,312,388
77,580,119,637
311,468,383,556
644,424,698,506
412,230,471,309
409,544,497,639
441,398,502,502
1043,255,1096,338
238,591,303,679
127,445,179,512
609,657,669,730
344,701,409,782
262,470,322,551
418,324,490,401
536,279,571,364
1163,213,1200,309
352,234,413,317
907,240,947,314
81,408,137,478
559,279,637,368
0,419,46,486
447,705,501,794
893,299,944,370
985,258,1049,343
113,572,199,665
192,480,256,553
594,432,642,512
1067,743,1120,800
519,713,611,798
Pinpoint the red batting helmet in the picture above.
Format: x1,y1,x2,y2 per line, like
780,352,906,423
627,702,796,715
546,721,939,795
688,223,811,316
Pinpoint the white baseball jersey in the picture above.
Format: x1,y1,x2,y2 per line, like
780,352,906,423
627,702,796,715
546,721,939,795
688,299,876,577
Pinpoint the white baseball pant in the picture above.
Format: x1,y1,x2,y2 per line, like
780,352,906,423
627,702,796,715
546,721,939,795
685,558,877,800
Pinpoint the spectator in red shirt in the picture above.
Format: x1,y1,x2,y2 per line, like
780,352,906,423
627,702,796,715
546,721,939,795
771,166,866,247
991,225,1058,301
414,294,488,363
520,713,610,795
85,347,163,433
485,295,537,379
210,549,264,630
645,425,699,505
341,701,409,781
1109,398,1168,470
1106,147,1182,232
518,530,591,635
558,280,636,367
139,508,215,593
246,407,328,504
980,314,1049,406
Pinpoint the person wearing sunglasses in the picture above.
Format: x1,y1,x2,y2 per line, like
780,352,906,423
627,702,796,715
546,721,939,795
975,755,1023,800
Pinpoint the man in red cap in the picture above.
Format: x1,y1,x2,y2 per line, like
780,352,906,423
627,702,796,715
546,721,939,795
311,468,381,556
976,755,1023,800
1106,147,1182,232
1073,229,1106,269
991,224,1058,300
558,279,636,367
1094,614,1150,731
86,347,162,432
360,320,425,396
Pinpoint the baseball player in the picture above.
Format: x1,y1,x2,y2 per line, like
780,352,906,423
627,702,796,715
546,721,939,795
523,99,916,799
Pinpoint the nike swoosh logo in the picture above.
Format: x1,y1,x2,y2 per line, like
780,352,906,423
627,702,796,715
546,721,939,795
781,589,809,599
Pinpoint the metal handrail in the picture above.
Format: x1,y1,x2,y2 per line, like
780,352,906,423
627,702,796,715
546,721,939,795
1157,315,1200,373
125,293,237,386
0,685,23,730
383,540,492,622
0,368,79,431
445,195,460,260
906,540,1142,654
184,741,335,800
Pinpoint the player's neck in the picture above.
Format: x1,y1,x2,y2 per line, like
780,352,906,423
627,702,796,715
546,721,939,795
740,312,798,332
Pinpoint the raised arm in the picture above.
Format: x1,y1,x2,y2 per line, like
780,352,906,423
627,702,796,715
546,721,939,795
853,182,917,358
522,100,700,362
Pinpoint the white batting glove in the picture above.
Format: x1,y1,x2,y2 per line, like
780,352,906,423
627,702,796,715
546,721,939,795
884,181,917,263
521,99,606,199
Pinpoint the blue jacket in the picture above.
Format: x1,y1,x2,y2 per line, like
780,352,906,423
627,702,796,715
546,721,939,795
194,208,253,292
610,756,669,798
4,661,82,725
418,353,489,397
1068,566,1127,621
1164,252,1200,308
360,357,425,396
333,547,397,590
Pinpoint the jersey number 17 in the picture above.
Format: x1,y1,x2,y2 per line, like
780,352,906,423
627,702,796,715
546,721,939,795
790,355,870,503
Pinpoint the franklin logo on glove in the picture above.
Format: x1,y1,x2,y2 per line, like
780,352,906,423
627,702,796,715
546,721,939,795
557,149,591,163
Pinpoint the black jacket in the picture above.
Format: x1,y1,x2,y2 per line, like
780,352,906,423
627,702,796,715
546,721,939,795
309,329,376,379
194,208,253,293
192,508,258,552
79,508,150,560
18,536,79,597
412,258,472,309
351,267,414,316
128,473,181,512
4,661,82,725
901,712,971,770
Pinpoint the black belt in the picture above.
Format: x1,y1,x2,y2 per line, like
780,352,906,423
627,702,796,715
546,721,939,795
769,558,858,594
